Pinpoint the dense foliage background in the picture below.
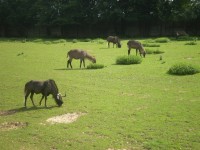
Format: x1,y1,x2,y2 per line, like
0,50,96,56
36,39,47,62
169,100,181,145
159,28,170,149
0,0,200,37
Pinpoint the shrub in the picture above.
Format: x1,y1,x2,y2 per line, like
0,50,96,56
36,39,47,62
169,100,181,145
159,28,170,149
82,38,91,42
145,49,154,54
52,39,66,44
155,37,170,43
143,43,160,47
92,38,104,44
168,63,200,75
146,49,164,54
87,63,104,69
44,41,51,44
153,50,165,54
177,36,193,41
185,41,197,45
116,55,142,65
33,39,43,43
72,39,78,43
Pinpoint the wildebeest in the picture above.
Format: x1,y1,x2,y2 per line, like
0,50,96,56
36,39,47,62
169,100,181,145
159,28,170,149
67,49,96,68
107,36,121,48
127,40,146,58
175,31,188,39
24,79,66,107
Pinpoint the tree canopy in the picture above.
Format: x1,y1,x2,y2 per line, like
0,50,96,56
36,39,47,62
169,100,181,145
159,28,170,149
0,0,199,37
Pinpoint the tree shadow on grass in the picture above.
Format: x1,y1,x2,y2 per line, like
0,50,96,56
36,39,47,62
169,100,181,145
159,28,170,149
0,106,57,116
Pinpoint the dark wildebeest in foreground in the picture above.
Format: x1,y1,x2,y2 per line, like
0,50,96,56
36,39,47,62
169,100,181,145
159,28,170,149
67,49,96,68
107,36,121,48
24,79,66,107
127,40,146,58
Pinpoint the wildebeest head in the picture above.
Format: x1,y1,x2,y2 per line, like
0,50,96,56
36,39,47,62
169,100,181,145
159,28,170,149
117,42,122,48
55,93,66,107
143,51,146,58
92,57,96,63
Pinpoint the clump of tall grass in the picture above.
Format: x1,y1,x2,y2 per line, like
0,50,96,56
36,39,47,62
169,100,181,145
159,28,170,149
72,39,78,43
168,63,200,75
116,55,142,65
155,37,170,43
87,63,104,69
92,38,104,44
33,39,43,43
44,41,52,44
185,41,197,45
82,38,91,42
146,49,165,54
52,39,66,44
143,43,160,47
177,36,194,41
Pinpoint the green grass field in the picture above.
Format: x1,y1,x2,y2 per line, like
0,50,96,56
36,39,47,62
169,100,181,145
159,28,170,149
0,38,200,150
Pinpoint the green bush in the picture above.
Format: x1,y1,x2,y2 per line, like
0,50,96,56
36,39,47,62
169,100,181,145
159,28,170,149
92,38,104,44
146,49,164,54
145,49,154,54
116,55,142,65
44,41,51,44
87,63,104,69
82,38,91,42
51,39,66,44
185,41,197,45
72,39,78,43
143,43,160,47
153,50,165,54
177,36,193,41
155,37,170,43
33,39,43,43
168,63,200,75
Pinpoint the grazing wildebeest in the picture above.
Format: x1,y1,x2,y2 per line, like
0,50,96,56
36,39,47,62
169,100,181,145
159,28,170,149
107,36,121,48
67,49,96,69
127,40,146,58
24,79,66,107
175,31,188,39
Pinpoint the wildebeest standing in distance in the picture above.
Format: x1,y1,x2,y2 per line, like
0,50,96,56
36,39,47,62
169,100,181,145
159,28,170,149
67,49,96,68
127,40,146,58
24,79,66,107
175,31,188,39
107,36,121,48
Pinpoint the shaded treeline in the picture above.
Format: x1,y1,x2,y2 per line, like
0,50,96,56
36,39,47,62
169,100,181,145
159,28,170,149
0,0,200,38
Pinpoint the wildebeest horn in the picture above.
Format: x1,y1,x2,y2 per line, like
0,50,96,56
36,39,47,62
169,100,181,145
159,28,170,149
62,92,66,97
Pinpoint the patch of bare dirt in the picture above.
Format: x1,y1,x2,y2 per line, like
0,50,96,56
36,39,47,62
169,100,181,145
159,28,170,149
0,110,17,116
0,122,28,131
184,57,193,60
46,112,86,124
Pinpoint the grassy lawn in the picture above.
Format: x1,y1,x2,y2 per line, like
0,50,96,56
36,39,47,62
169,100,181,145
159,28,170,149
0,38,200,150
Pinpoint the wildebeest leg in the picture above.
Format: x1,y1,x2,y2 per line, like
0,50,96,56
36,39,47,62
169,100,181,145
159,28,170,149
83,59,85,68
67,60,71,68
67,60,69,68
39,95,45,106
136,49,138,56
70,60,73,68
80,59,82,68
128,48,131,55
30,92,36,106
67,58,73,68
44,96,47,107
24,91,30,107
